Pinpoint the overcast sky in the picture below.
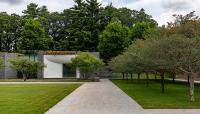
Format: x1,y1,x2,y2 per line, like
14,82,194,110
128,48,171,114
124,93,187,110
0,0,199,26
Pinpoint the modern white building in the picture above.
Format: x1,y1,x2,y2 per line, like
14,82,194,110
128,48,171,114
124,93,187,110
0,51,99,79
42,51,80,78
38,51,99,79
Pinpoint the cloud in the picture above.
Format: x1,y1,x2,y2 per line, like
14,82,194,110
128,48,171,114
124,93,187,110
0,0,22,5
0,0,200,26
162,0,194,11
100,0,137,7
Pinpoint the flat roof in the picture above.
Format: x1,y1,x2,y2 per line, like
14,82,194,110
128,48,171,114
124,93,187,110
43,51,79,55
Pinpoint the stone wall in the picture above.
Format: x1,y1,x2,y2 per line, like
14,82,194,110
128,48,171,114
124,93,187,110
0,53,18,79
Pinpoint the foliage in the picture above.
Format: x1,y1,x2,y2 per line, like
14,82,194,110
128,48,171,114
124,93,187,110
110,34,200,101
9,58,45,81
129,22,152,40
98,21,130,61
167,11,200,38
18,18,49,50
70,52,103,78
0,12,21,51
0,1,157,52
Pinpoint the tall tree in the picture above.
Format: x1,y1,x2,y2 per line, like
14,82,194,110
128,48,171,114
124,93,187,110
168,11,200,38
22,3,40,19
0,12,21,52
85,0,101,51
18,18,49,50
64,0,91,51
134,8,157,27
129,22,151,40
98,21,130,61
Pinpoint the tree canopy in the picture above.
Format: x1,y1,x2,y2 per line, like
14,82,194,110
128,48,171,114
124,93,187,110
70,52,103,78
9,58,45,81
18,18,49,50
98,21,130,61
0,1,157,53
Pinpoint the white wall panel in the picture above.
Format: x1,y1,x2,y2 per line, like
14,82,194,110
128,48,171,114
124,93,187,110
43,55,76,78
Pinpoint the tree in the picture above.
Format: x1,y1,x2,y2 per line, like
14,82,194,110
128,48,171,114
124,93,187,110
64,0,91,51
134,8,157,27
144,36,200,101
22,3,40,19
129,22,151,40
48,12,67,50
70,52,103,79
98,21,130,61
167,11,200,38
0,13,21,52
9,58,45,81
18,18,49,50
110,30,200,102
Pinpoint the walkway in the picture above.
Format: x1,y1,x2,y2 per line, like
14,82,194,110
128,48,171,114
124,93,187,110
45,79,143,114
45,79,200,114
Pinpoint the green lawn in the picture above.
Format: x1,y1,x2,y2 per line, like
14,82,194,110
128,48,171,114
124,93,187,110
109,73,162,79
0,79,90,82
112,79,200,109
0,84,80,114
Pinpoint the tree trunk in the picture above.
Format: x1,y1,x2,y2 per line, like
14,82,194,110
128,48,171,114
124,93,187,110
22,72,27,81
138,73,140,80
172,73,175,83
189,74,195,102
188,75,190,84
122,73,125,80
131,73,133,80
161,72,164,93
137,73,141,83
146,73,149,87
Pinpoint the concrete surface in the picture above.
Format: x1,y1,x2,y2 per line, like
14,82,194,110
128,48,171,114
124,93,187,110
45,79,143,114
45,79,200,114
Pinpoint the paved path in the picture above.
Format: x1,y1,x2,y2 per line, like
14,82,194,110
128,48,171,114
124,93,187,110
45,79,143,114
45,79,200,114
0,82,85,84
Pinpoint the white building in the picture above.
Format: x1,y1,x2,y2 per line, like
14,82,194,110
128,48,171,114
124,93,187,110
0,51,99,79
38,51,99,79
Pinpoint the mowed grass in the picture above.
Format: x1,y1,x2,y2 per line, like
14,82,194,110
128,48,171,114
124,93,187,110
112,79,200,109
0,84,80,114
0,79,90,82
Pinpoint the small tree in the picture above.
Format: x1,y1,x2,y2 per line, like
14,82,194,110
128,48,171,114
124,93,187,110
9,58,45,81
70,52,104,79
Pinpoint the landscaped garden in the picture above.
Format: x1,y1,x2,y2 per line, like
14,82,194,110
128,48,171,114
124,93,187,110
0,84,80,114
112,79,200,109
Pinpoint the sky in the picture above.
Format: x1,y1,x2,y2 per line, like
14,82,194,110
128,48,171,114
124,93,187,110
0,0,199,26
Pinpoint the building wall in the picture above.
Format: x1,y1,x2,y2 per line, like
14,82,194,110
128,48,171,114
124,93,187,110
4,53,18,78
0,53,18,79
43,55,76,78
41,52,100,79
